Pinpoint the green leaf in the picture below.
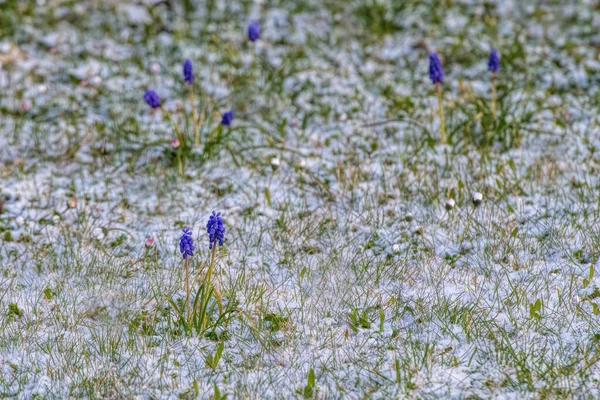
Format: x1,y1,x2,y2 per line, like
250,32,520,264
529,299,542,320
308,368,315,387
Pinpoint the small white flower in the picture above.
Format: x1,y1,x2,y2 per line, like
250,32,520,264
472,191,483,206
339,113,348,122
38,84,48,93
150,63,161,75
16,216,25,226
52,215,60,223
298,159,306,168
271,157,280,168
89,76,102,87
445,198,456,210
392,244,400,252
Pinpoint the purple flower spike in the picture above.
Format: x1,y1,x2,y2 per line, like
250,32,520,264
179,227,194,259
428,52,444,84
488,48,500,73
144,90,161,109
183,59,194,84
221,110,234,126
248,21,260,42
206,211,226,249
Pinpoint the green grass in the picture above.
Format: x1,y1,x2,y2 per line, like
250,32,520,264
1,0,600,398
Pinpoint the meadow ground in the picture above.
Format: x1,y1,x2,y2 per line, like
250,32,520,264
2,0,600,398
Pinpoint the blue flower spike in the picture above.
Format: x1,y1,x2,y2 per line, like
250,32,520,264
428,52,444,84
206,211,226,249
183,59,194,84
179,227,194,259
488,48,500,73
221,110,234,126
144,90,161,109
248,21,260,42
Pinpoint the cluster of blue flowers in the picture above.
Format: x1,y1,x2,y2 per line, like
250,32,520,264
179,228,195,259
429,48,500,84
206,211,226,249
144,22,261,126
144,90,161,109
428,53,444,84
221,110,234,126
248,21,260,42
488,48,500,73
183,59,194,84
177,212,226,257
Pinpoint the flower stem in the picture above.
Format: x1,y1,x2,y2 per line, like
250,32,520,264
436,83,446,145
185,256,190,317
189,85,200,148
176,149,183,176
202,245,223,330
163,109,185,147
491,72,497,118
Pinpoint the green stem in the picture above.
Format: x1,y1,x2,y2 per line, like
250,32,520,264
436,83,446,145
185,257,190,317
177,149,183,176
189,85,200,148
491,72,497,118
163,109,185,147
202,245,223,330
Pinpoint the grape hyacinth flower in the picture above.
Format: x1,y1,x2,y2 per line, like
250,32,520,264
144,90,161,109
179,228,194,259
248,21,260,42
201,212,226,326
221,110,234,126
488,48,500,73
183,59,200,147
206,211,225,249
428,52,444,84
429,52,446,144
179,227,194,315
183,59,194,84
488,48,500,117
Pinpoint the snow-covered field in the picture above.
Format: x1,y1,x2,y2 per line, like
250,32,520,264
2,0,600,398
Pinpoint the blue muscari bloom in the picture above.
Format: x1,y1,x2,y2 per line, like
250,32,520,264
221,110,234,126
144,90,161,109
248,21,260,42
183,59,194,84
206,211,225,249
428,52,444,84
179,227,194,259
488,48,500,73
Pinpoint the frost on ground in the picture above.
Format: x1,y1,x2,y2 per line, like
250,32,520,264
2,0,600,398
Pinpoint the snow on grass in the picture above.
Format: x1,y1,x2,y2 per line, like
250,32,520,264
1,0,600,398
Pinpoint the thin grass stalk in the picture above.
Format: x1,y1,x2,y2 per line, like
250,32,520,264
436,82,446,144
491,72,497,118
